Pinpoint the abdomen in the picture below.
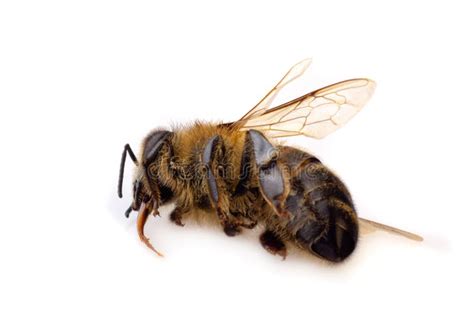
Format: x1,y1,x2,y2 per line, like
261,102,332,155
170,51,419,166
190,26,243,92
265,146,359,262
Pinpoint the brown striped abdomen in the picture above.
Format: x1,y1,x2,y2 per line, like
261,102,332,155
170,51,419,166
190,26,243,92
266,146,359,262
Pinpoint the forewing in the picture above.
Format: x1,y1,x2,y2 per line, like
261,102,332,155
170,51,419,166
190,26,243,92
239,78,376,139
239,58,312,121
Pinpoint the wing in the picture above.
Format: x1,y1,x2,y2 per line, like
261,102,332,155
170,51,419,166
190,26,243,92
359,217,423,242
239,58,313,121
237,78,376,139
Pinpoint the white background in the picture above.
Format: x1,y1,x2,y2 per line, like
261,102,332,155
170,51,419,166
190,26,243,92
1,1,473,324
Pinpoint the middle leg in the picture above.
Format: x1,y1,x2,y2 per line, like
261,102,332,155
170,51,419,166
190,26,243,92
169,201,190,227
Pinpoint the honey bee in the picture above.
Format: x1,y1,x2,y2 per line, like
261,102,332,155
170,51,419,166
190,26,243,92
117,59,423,262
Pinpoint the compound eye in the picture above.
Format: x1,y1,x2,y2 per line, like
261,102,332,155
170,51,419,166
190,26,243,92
143,130,172,165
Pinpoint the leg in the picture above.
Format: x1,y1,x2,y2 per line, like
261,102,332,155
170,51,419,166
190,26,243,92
218,208,241,236
203,135,236,235
203,135,259,236
228,210,258,229
219,209,258,236
223,221,241,237
259,229,287,259
169,202,190,227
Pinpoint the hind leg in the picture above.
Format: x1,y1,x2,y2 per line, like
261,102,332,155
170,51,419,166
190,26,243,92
259,230,287,259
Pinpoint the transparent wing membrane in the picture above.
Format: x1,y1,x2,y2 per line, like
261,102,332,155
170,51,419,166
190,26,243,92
239,78,376,139
239,58,313,122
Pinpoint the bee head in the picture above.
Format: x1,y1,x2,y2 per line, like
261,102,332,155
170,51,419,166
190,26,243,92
118,130,173,218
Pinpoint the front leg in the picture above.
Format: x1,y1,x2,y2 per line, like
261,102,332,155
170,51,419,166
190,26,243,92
148,182,175,217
